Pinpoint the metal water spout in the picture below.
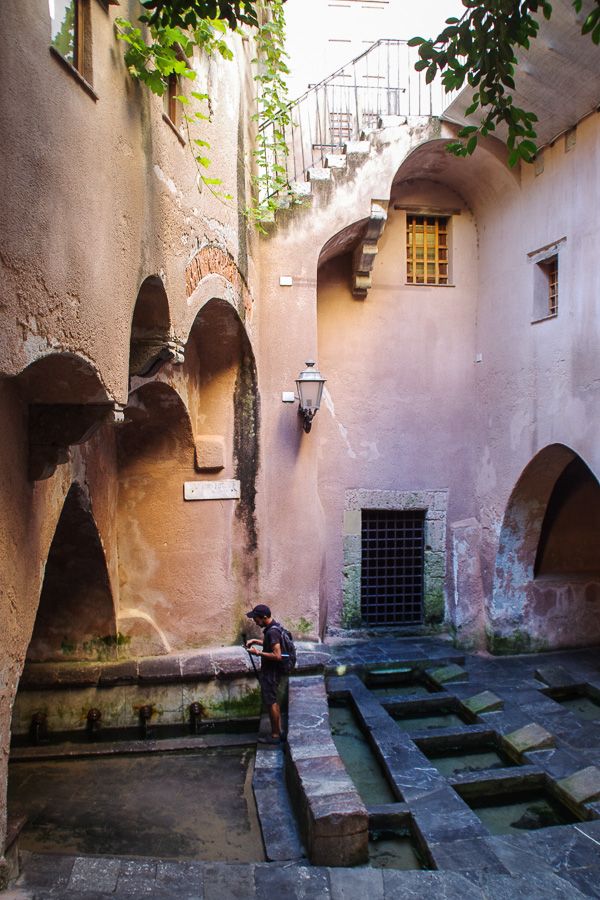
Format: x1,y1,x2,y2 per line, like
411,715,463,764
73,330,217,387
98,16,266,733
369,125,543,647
86,708,102,740
189,702,203,734
139,704,153,739
30,711,49,746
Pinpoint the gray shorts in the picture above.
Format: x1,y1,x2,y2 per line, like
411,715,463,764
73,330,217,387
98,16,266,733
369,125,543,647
260,666,282,706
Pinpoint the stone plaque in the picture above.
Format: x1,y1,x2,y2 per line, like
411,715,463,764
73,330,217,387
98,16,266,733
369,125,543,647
184,480,240,501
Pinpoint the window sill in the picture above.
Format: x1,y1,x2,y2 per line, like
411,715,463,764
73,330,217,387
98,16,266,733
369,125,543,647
49,46,98,101
405,282,455,288
162,113,186,146
531,312,558,324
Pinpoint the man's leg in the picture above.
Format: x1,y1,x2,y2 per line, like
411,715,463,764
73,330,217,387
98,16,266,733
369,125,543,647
268,701,281,739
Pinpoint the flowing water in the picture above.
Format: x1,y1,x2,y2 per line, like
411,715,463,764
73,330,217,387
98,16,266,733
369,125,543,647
465,789,577,836
392,710,467,733
369,684,432,698
368,830,423,869
426,746,514,777
329,702,396,805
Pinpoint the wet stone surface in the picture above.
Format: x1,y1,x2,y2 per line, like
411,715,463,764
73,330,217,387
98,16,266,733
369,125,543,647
9,637,600,897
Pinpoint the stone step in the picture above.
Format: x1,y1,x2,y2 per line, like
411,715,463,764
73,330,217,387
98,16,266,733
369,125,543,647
253,743,304,862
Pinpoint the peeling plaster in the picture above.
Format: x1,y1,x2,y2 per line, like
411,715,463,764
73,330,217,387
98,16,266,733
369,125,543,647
323,387,357,459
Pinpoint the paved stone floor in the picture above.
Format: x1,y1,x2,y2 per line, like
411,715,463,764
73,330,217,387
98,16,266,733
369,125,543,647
8,636,600,898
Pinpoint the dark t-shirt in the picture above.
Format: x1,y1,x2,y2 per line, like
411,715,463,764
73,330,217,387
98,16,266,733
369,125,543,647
262,623,283,671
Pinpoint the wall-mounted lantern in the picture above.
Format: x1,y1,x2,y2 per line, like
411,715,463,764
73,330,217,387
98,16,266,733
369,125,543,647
295,360,326,433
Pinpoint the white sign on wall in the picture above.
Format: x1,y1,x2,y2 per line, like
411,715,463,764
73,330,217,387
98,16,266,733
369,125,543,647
184,480,241,501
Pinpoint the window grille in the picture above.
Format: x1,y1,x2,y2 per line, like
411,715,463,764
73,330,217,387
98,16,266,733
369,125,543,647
406,215,449,285
546,255,558,316
361,509,425,626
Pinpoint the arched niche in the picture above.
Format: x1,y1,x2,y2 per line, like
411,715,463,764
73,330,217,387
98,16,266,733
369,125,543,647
27,483,117,662
184,298,258,498
490,444,600,652
116,382,196,656
183,297,259,642
535,456,600,578
129,276,183,378
16,352,118,481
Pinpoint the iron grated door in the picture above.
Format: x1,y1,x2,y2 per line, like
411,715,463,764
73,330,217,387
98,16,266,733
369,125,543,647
361,509,425,626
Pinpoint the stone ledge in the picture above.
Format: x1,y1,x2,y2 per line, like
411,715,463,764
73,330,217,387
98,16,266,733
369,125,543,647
286,675,368,866
20,645,331,690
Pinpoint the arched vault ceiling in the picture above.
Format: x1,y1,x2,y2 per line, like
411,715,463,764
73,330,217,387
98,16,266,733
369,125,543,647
443,0,600,150
391,136,520,211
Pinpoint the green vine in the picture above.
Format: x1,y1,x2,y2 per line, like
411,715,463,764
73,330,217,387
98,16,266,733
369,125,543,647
115,15,233,195
114,2,295,226
248,0,302,228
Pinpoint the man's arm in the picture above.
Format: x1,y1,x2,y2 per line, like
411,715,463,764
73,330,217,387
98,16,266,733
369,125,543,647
250,640,282,660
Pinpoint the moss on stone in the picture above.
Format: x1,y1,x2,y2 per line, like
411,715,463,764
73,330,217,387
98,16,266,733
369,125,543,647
487,629,533,656
424,586,445,625
203,687,262,719
288,617,312,637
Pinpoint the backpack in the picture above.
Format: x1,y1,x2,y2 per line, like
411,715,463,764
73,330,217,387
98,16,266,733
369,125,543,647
267,621,297,672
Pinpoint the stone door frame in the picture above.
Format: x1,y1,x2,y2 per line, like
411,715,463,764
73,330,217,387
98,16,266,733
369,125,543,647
341,488,448,629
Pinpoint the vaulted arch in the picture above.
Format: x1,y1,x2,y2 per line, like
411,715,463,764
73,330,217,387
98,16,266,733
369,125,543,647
27,482,117,662
490,444,600,651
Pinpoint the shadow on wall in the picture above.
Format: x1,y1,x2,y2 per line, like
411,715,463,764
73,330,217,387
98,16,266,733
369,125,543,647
27,483,117,662
490,444,600,654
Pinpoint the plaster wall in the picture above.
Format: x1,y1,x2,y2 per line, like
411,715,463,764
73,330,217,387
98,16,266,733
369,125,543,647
316,180,479,628
0,0,260,863
471,111,600,649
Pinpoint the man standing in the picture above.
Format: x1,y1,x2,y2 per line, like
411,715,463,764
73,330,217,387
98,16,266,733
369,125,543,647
245,604,286,744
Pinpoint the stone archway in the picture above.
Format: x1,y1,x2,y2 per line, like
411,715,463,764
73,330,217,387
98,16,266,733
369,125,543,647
27,482,117,662
129,275,183,378
490,444,600,652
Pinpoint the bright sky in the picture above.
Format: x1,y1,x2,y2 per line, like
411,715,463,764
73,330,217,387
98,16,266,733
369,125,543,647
284,0,465,98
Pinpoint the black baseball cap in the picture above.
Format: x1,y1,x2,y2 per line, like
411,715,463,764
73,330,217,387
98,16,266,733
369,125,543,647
246,604,271,619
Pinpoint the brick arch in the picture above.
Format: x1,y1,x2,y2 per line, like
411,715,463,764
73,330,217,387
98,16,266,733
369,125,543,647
184,245,254,334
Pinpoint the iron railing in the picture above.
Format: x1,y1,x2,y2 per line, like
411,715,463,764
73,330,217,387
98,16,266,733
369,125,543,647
258,39,453,196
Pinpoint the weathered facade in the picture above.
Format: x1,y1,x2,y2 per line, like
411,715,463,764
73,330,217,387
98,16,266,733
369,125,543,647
1,0,600,878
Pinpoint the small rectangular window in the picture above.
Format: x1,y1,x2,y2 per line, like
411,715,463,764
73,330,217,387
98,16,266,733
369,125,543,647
534,254,558,320
164,73,180,127
406,215,449,285
50,0,80,67
49,0,94,89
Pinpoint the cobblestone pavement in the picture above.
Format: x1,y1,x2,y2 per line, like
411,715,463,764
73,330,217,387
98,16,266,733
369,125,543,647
8,637,600,898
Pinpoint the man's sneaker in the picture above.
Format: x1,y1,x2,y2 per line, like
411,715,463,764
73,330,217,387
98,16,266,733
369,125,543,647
258,735,283,744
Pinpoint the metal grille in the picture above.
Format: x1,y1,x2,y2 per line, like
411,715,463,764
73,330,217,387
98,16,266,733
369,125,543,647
361,509,424,626
547,255,558,316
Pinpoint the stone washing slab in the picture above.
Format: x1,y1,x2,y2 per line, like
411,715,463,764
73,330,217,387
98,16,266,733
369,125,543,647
504,723,556,756
252,747,304,862
557,766,600,805
286,676,368,866
534,665,577,688
464,691,504,715
427,664,468,684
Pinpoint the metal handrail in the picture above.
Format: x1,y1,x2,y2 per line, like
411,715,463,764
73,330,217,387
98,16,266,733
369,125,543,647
258,38,452,196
